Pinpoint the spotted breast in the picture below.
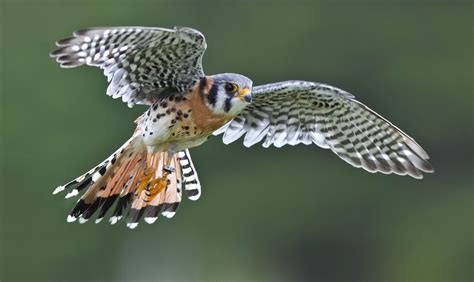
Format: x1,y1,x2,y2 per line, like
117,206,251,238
139,76,235,153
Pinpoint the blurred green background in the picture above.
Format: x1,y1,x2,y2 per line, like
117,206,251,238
1,1,472,281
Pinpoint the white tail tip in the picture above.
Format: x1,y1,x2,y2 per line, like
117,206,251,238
109,216,122,225
144,217,158,224
188,194,200,201
67,215,77,222
162,211,176,218
65,189,79,199
78,217,88,224
53,186,65,195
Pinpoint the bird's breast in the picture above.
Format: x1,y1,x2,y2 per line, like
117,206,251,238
138,88,233,153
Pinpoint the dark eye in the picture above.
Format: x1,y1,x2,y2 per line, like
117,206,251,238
224,82,238,93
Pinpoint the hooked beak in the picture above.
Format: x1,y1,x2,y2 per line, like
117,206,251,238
236,88,252,103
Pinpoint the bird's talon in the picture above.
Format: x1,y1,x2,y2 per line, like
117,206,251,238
143,177,168,201
135,168,154,196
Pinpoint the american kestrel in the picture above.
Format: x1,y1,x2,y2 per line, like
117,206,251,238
51,26,434,228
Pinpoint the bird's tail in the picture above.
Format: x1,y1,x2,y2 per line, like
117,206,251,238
53,136,201,229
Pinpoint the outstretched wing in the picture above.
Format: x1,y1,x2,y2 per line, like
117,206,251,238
51,26,207,107
214,81,434,178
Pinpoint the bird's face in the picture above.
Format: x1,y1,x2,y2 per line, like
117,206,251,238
206,73,253,116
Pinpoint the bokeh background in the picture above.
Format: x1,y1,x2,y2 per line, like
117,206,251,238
1,1,472,281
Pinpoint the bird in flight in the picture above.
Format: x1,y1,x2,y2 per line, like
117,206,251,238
51,26,434,229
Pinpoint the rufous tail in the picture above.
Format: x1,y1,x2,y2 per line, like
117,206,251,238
53,136,201,229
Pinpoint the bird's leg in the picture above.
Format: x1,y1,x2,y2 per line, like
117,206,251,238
144,153,175,202
135,153,156,197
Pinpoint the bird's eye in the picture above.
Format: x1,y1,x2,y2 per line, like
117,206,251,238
224,82,238,93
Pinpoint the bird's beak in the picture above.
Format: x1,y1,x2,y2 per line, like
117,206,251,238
237,88,252,103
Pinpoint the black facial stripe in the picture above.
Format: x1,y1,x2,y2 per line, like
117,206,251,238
224,97,232,112
199,77,207,92
207,83,218,107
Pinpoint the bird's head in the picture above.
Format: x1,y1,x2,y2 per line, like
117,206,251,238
204,73,253,116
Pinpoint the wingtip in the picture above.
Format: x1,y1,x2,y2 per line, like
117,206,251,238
73,28,92,36
421,161,435,174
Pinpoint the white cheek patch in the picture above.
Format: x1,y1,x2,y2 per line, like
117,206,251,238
227,98,247,116
213,92,227,114
211,94,248,116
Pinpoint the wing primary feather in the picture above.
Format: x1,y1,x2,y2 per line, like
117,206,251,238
214,80,433,179
51,26,207,107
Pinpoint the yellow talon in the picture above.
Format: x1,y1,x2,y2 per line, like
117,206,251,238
144,177,168,202
135,168,154,197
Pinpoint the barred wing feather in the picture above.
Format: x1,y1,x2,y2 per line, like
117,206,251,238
214,81,434,179
51,26,207,107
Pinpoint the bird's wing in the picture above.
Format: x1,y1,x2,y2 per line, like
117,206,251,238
51,26,207,107
214,80,434,178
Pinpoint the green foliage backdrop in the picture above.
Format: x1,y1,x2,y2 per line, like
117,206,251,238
1,1,472,281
